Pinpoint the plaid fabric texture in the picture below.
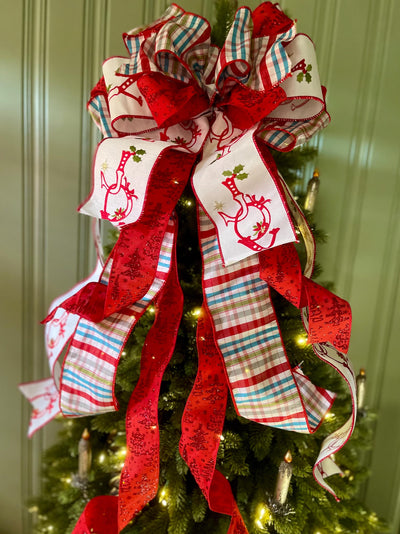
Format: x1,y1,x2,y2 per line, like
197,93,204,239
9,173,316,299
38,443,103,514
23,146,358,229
199,208,333,432
60,217,176,416
88,95,114,139
259,110,331,151
215,7,295,92
121,5,212,86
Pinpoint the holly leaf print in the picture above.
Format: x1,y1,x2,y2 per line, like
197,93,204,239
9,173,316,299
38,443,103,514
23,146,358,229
236,172,248,180
233,164,244,174
305,72,312,83
130,145,146,162
222,170,233,176
297,72,304,83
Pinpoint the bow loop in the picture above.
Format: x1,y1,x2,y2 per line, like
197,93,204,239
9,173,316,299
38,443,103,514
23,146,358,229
252,2,294,38
102,6,216,136
211,3,295,128
215,4,295,95
122,4,212,86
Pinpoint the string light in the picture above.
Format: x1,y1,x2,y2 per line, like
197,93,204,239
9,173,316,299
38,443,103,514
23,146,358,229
255,504,271,529
295,334,308,347
61,476,72,485
98,453,106,464
220,434,225,441
191,307,202,317
117,447,127,458
324,412,335,421
159,487,168,507
369,512,378,524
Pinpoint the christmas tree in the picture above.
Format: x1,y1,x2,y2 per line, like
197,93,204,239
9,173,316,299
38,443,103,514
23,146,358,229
23,2,388,534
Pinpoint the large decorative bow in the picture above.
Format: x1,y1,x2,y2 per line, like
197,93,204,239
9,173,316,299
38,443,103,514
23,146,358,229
20,4,356,533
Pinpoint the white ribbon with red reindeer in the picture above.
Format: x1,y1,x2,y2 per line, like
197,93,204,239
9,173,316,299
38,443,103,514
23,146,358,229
21,4,356,532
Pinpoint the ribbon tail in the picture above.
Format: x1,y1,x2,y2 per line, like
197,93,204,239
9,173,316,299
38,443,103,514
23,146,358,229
198,206,331,430
72,496,118,534
179,310,249,534
18,378,60,437
259,242,351,354
101,149,197,319
59,217,177,417
118,229,183,531
274,176,357,498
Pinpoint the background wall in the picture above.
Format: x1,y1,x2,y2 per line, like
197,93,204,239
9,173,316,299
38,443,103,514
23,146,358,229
1,0,399,532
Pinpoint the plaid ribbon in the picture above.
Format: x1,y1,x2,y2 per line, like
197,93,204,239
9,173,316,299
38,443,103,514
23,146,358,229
60,216,176,416
19,222,105,434
199,207,335,431
20,217,176,429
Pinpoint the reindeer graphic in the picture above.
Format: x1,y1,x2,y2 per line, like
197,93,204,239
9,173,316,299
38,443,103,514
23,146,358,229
218,165,280,251
100,149,141,225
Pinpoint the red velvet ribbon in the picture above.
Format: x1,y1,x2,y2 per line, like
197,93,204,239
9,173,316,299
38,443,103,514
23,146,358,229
179,310,249,533
259,242,352,353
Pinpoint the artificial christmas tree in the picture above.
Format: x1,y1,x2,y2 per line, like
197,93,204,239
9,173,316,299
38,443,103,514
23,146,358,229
21,2,387,533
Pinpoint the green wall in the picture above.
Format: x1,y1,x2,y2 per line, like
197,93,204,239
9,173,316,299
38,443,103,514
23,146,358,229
1,1,399,532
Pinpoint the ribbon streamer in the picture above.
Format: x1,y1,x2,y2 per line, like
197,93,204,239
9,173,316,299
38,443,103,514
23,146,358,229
180,311,248,534
21,3,357,531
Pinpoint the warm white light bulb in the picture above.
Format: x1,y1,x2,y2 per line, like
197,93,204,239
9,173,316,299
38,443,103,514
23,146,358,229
296,334,308,347
118,447,127,457
159,487,168,506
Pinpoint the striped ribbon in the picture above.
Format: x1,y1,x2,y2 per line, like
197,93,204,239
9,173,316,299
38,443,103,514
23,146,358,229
199,207,335,431
60,216,177,416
